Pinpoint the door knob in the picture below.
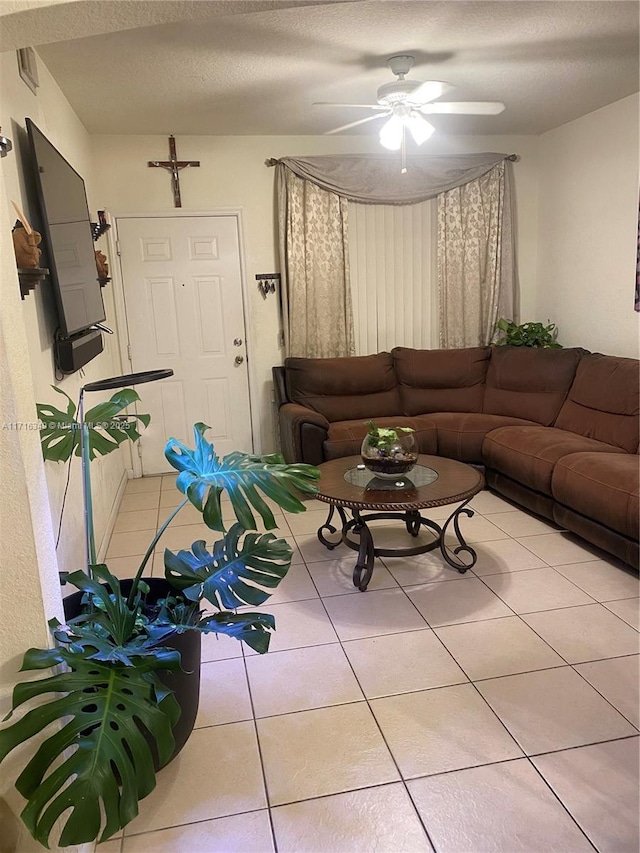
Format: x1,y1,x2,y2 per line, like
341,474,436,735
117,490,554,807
233,338,243,346
235,355,244,365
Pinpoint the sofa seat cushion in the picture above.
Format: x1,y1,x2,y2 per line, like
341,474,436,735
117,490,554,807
425,413,537,464
323,417,437,461
552,453,639,540
483,426,625,496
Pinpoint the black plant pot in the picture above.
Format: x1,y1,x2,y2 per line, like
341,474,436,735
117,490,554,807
63,577,201,769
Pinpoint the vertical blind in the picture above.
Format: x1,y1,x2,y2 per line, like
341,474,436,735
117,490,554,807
348,199,436,355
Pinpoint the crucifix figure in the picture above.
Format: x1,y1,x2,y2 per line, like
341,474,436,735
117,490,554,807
148,135,200,208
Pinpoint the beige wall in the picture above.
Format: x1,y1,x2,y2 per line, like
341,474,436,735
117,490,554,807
0,48,128,575
91,132,540,452
537,94,639,357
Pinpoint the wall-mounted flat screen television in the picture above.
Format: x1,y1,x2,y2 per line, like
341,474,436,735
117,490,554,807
26,117,105,337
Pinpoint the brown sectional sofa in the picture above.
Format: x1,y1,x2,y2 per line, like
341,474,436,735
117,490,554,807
274,346,639,569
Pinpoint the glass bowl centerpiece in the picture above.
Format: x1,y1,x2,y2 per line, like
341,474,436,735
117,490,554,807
361,421,419,479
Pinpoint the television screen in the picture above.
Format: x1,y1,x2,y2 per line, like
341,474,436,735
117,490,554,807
26,118,106,336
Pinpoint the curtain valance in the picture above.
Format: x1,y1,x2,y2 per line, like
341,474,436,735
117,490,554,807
267,152,514,205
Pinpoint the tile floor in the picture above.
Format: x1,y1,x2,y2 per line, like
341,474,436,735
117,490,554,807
100,474,639,853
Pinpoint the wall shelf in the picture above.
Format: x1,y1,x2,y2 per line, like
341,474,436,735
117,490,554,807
18,267,49,300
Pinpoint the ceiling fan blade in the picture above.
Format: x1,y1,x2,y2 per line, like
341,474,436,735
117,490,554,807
313,102,388,110
420,101,506,115
409,81,452,105
325,113,388,135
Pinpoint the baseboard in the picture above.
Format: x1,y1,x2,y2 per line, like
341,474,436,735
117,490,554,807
97,468,129,562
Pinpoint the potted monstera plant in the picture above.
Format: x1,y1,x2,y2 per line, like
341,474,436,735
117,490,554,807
0,420,319,849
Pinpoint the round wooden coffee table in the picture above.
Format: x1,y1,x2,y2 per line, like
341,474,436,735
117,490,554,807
315,455,484,591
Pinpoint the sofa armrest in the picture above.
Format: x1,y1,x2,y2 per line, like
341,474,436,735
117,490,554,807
278,403,330,464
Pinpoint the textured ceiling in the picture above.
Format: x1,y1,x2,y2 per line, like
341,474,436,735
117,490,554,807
20,0,640,136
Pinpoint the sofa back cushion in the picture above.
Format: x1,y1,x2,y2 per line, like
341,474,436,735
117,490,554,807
393,346,490,415
285,352,400,422
554,353,639,452
483,346,584,426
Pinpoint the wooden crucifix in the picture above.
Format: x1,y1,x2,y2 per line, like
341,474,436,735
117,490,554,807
148,135,200,208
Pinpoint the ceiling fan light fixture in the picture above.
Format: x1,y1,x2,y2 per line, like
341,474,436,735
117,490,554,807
406,113,434,145
379,115,404,150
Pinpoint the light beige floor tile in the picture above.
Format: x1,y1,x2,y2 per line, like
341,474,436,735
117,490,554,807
284,509,334,536
406,578,513,628
257,703,399,805
246,643,363,717
307,556,397,596
107,529,157,559
435,616,565,680
471,538,547,575
323,588,428,641
381,552,476,586
119,492,160,513
295,532,349,563
161,473,177,490
113,509,158,533
105,553,148,580
243,599,338,655
371,683,522,777
574,655,639,727
154,522,217,552
522,603,640,663
271,783,433,853
604,597,640,630
467,489,519,514
533,738,640,853
408,758,593,853
159,490,187,509
343,629,467,698
201,629,244,662
489,509,560,537
96,840,122,853
482,567,595,613
476,666,636,754
124,476,162,495
265,564,319,605
554,559,640,602
123,810,274,853
124,722,266,834
195,658,253,728
446,512,511,544
516,532,603,565
166,502,210,526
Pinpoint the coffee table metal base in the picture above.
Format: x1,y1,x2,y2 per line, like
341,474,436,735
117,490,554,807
317,502,477,591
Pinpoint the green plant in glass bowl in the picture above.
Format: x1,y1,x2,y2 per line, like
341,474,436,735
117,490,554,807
361,420,418,478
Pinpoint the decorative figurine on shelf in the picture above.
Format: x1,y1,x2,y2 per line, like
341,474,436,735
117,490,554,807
95,248,110,285
11,202,42,269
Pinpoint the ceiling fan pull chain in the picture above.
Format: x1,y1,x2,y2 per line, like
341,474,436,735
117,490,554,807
401,127,407,174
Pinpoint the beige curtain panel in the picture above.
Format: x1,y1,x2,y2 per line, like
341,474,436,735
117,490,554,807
276,164,355,358
438,162,515,347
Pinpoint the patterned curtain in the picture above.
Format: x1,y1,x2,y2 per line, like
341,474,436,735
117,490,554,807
277,165,355,358
437,162,515,347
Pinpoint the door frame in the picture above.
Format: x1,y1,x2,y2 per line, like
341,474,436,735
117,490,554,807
107,209,257,478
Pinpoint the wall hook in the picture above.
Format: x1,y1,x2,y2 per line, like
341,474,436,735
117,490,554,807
256,273,280,298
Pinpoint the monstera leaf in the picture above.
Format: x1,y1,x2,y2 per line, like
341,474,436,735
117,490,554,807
165,422,320,531
0,566,182,848
164,524,293,611
37,385,150,462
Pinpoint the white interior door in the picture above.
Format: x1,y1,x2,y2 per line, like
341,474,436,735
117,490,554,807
116,215,251,475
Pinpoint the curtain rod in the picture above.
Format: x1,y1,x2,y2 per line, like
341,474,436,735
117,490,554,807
265,154,518,166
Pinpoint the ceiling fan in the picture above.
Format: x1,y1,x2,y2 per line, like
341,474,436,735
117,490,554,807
315,54,505,151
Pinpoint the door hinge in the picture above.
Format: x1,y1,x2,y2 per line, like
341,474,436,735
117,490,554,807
137,442,143,458
127,343,132,361
116,240,121,256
